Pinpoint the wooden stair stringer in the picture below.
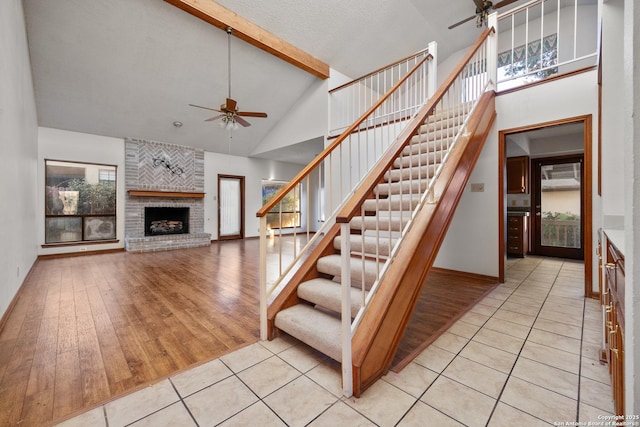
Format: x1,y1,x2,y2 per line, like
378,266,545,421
350,91,497,397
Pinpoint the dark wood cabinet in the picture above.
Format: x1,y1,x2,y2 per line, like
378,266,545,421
507,156,529,194
601,232,625,416
507,215,528,257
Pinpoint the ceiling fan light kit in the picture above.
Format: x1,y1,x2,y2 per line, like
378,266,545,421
188,27,267,131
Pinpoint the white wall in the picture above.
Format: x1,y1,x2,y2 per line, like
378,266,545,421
622,0,640,414
251,77,329,157
204,152,305,239
37,127,126,255
435,71,599,279
0,0,39,318
601,1,626,217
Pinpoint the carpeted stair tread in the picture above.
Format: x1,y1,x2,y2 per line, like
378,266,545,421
385,163,438,182
402,140,451,157
275,304,342,362
362,195,421,212
298,278,367,318
375,178,432,196
333,234,397,257
350,213,411,232
316,254,382,287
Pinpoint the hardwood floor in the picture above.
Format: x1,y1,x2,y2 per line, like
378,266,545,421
391,268,498,371
0,241,260,427
0,238,497,426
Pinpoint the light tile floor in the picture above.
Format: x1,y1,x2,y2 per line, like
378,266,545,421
55,256,615,426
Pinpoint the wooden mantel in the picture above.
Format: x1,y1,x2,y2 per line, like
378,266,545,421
128,190,205,198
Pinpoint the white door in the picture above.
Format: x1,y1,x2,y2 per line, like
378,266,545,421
218,175,244,240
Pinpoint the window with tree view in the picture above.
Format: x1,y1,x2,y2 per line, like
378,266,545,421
262,180,301,230
497,33,558,89
45,160,117,244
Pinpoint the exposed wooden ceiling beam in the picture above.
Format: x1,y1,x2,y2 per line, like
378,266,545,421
164,0,330,79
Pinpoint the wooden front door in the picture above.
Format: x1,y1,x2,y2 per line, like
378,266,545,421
531,155,584,259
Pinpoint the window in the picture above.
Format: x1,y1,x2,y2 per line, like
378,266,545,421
99,168,116,184
497,33,558,89
262,180,301,229
45,160,117,244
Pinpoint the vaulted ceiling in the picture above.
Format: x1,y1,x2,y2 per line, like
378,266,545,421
23,0,530,162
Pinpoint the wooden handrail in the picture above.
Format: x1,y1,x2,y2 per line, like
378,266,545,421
329,51,433,94
335,27,495,224
256,54,433,218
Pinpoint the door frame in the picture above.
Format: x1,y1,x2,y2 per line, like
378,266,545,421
531,154,585,259
217,174,245,241
498,115,593,297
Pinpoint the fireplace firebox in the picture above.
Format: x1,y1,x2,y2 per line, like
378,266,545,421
144,207,189,236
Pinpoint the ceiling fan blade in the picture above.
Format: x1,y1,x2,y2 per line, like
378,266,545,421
448,15,476,29
189,103,223,113
204,114,225,122
234,116,251,127
225,97,237,112
472,0,486,9
237,111,268,118
493,0,519,9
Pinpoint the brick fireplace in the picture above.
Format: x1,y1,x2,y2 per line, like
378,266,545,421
124,138,211,252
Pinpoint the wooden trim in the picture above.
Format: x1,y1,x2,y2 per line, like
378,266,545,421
41,239,120,249
496,66,597,97
498,114,593,295
430,267,499,284
127,190,205,198
256,54,433,218
164,0,329,79
0,260,39,335
337,28,495,224
329,52,433,93
38,248,125,260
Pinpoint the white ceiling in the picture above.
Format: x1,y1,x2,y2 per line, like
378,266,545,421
23,0,531,163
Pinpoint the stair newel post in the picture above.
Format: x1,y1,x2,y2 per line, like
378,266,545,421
487,12,498,91
259,215,268,340
427,41,437,99
340,222,353,398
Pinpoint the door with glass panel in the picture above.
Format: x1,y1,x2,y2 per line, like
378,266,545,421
532,155,583,259
218,175,244,240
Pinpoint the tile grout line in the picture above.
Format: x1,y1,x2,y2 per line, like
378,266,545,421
167,377,200,427
484,257,565,426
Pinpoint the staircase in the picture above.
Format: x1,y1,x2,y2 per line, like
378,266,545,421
258,28,497,397
273,106,469,360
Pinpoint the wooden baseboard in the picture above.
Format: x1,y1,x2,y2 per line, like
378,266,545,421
430,266,499,284
37,248,125,260
0,259,39,335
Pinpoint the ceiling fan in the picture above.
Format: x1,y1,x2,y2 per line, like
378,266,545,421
189,28,267,129
448,0,520,30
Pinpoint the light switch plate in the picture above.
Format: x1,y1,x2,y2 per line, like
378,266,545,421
470,183,484,192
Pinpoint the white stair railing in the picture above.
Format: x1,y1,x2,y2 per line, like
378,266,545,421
336,29,497,396
257,45,437,340
496,0,598,91
329,44,436,137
